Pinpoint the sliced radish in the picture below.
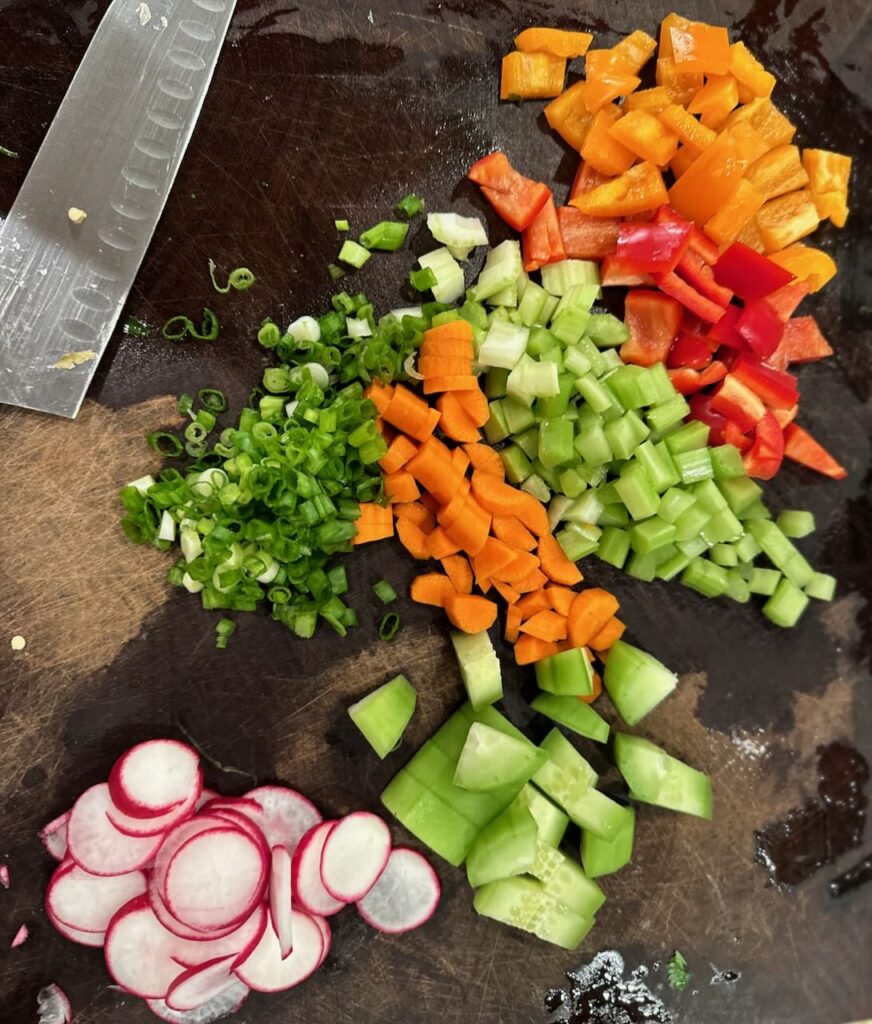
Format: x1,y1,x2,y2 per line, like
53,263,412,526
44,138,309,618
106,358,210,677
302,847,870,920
68,784,163,876
37,983,73,1024
40,812,70,861
234,909,323,993
195,788,219,810
200,796,262,818
109,740,201,819
146,978,249,1023
243,786,322,854
11,923,29,947
356,847,440,934
148,876,240,942
153,815,234,901
47,902,106,947
108,785,199,838
311,914,331,968
291,822,345,918
320,812,391,902
164,828,267,932
47,861,147,933
166,954,237,1012
170,904,267,969
105,896,187,998
206,807,270,860
269,846,293,959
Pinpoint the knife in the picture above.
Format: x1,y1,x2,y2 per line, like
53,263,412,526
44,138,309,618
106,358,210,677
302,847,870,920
0,0,237,418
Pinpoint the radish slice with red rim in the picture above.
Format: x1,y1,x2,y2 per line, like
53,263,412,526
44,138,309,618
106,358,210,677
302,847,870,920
205,808,270,861
195,789,220,811
169,904,267,971
291,822,345,918
165,954,237,1012
320,812,391,903
310,915,331,968
108,786,199,838
40,812,70,862
37,984,72,1024
146,978,249,1023
243,786,322,855
148,875,242,943
164,828,267,932
104,895,186,998
68,784,163,876
234,909,323,993
199,796,262,818
109,740,201,819
269,846,293,959
152,815,237,902
47,861,147,933
356,847,441,934
46,902,106,947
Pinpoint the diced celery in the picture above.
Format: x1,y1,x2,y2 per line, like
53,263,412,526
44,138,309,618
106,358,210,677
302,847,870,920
454,723,546,791
469,239,522,302
710,444,746,479
581,807,635,878
700,508,743,544
628,516,677,554
603,640,677,726
717,475,763,516
673,447,714,484
658,487,696,524
776,509,816,538
500,444,533,484
710,543,738,567
466,803,538,888
539,418,575,468
681,557,729,598
531,459,561,491
518,279,549,326
564,345,592,377
763,576,810,627
676,536,709,558
565,491,604,526
507,354,560,403
451,631,502,710
575,336,609,376
514,426,539,460
645,363,676,404
535,648,594,697
655,550,692,580
551,306,592,346
478,320,530,369
613,733,712,819
418,247,464,303
522,474,551,503
574,372,616,414
735,532,762,562
692,478,729,514
614,463,660,520
747,520,812,586
626,551,658,581
635,440,678,493
484,367,509,399
585,312,630,348
606,365,646,409
665,420,710,454
541,259,600,296
528,325,558,356
484,400,510,444
531,692,610,744
596,526,630,568
804,571,836,601
646,394,690,434
556,521,601,560
574,420,612,466
741,500,772,521
535,374,574,418
598,504,629,528
558,467,587,498
605,410,650,460
503,395,536,435
725,569,751,603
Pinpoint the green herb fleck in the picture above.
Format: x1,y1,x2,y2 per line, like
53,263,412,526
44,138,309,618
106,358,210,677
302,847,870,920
396,193,424,218
162,308,219,342
667,951,690,991
0,145,19,159
215,618,236,649
123,316,151,337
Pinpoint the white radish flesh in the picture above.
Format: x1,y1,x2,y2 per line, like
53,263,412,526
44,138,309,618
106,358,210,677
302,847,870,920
149,876,240,942
269,846,293,959
46,902,106,947
320,812,391,902
108,786,199,838
109,740,201,818
104,896,185,998
156,895,267,968
234,909,323,993
290,822,345,918
40,812,70,861
311,915,331,968
37,984,73,1024
68,784,163,876
243,786,321,855
152,816,233,901
47,862,147,933
146,978,249,1023
165,954,237,1012
356,847,441,934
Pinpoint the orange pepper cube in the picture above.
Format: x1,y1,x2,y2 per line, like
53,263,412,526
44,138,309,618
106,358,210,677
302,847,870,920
687,75,740,131
766,245,837,293
610,29,658,73
514,27,593,58
624,87,673,114
729,42,776,98
571,162,667,218
703,179,765,246
655,57,704,105
667,126,749,224
802,148,852,228
544,80,594,152
745,144,809,201
658,12,692,59
658,104,717,151
669,22,731,75
723,97,795,148
608,110,679,167
756,190,820,252
580,107,637,177
500,51,566,100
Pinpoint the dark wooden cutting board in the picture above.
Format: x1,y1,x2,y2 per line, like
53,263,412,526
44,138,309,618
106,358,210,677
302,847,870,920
1,1,871,1021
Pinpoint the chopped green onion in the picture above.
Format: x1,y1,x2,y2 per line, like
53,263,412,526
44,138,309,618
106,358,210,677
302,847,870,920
335,218,350,231
215,618,236,649
379,612,401,641
328,263,346,281
338,240,371,268
147,431,183,458
396,192,424,217
373,579,398,604
162,308,219,342
177,394,195,417
359,220,409,251
410,267,438,292
0,145,20,159
208,259,256,294
122,315,151,337
198,388,227,413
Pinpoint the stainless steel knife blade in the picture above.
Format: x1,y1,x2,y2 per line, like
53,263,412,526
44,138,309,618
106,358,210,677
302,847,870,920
0,0,237,417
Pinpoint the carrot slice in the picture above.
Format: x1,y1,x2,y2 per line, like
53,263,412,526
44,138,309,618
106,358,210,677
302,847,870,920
426,526,462,559
379,434,418,475
537,533,583,585
516,590,552,619
410,574,456,608
418,356,474,378
375,417,395,443
520,609,569,642
516,494,550,537
422,374,480,394
396,517,432,561
471,472,530,516
437,482,473,531
365,380,394,415
444,593,498,633
422,320,474,345
407,442,466,505
451,447,471,475
436,392,482,443
454,387,490,428
504,604,523,644
419,337,475,360
441,554,473,595
492,580,521,605
491,515,538,552
394,501,436,533
478,576,493,595
472,537,517,583
546,585,577,616
420,491,440,514
514,634,561,665
567,588,620,647
579,670,603,704
382,384,431,439
589,616,626,652
495,549,542,584
463,443,505,478
385,471,420,504
352,502,394,544
444,502,492,557
514,568,549,593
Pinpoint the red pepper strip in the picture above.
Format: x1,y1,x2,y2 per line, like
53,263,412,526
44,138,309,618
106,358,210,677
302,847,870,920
736,299,785,359
767,316,833,371
468,152,551,231
557,207,620,259
742,410,784,480
522,196,566,272
706,304,746,350
667,330,713,369
655,206,720,264
710,373,768,432
723,419,752,453
729,353,799,409
772,404,798,429
782,423,847,480
655,270,726,324
600,254,655,286
764,280,810,322
688,392,728,444
615,220,692,274
668,360,728,395
712,241,795,301
620,289,683,367
675,251,733,307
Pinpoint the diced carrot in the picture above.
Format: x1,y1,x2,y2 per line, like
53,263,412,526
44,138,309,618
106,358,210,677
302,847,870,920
385,471,421,504
445,501,492,557
451,446,471,475
579,670,603,704
420,491,440,514
375,417,395,443
352,502,394,545
516,590,553,619
472,537,517,584
444,593,498,633
514,634,560,665
396,517,432,560
463,443,505,478
505,604,523,644
588,616,627,652
410,573,456,608
422,320,474,345
567,588,620,647
471,471,530,516
537,533,583,585
419,337,475,360
520,609,569,643
407,440,466,505
514,568,548,593
394,501,436,534
426,526,462,559
379,434,418,475
478,576,493,595
365,380,394,415
436,482,473,531
422,374,481,395
418,356,473,378
492,580,521,605
436,391,481,443
546,585,576,616
491,514,538,552
441,554,473,595
382,384,433,440
496,549,542,585
454,387,490,428
515,493,550,537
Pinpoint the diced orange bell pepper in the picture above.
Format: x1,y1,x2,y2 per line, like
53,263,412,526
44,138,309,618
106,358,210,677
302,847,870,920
584,50,640,112
544,80,593,152
801,148,852,228
756,189,820,253
745,144,809,201
729,42,776,99
688,75,740,131
514,27,593,58
501,51,566,100
658,12,692,58
658,103,716,151
736,217,767,253
703,179,765,246
669,21,731,75
669,145,698,178
766,245,837,292
623,86,673,114
723,98,795,148
568,160,611,203
608,109,679,166
580,107,636,177
667,126,749,225
610,29,658,73
570,161,668,218
655,57,704,105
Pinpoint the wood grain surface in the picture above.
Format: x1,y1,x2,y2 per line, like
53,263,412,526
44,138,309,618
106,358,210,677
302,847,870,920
1,1,871,1022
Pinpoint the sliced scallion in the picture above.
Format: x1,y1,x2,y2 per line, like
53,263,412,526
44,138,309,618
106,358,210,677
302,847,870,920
379,612,401,641
373,579,398,604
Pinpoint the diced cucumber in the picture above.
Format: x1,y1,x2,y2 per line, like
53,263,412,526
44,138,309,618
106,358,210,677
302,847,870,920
614,732,713,820
581,806,635,878
539,728,597,784
530,840,606,919
473,876,594,950
510,784,569,848
453,723,546,791
381,771,479,866
465,802,538,888
450,630,502,710
535,647,594,696
603,640,677,726
347,674,417,758
530,692,610,744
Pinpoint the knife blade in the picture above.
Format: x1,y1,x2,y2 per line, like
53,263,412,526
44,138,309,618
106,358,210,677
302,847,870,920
0,0,237,418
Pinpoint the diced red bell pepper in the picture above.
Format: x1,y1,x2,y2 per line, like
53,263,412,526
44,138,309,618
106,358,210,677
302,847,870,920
557,207,620,259
723,418,753,453
668,360,728,395
764,279,810,322
600,254,655,286
712,241,795,301
743,410,784,479
710,373,767,432
667,330,712,369
615,220,692,274
707,303,747,350
675,251,733,307
655,205,720,264
656,270,726,324
767,316,833,370
689,392,728,444
522,196,567,272
620,289,683,366
729,353,799,409
468,151,551,231
782,423,847,480
736,299,785,359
